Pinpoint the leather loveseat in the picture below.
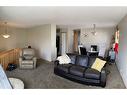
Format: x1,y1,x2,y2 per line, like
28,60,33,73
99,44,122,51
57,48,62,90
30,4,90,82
54,53,107,87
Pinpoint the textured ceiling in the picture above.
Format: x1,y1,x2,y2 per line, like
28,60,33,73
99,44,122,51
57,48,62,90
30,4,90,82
0,6,127,28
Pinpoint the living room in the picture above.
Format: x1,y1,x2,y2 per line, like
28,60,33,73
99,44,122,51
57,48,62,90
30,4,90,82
0,6,127,90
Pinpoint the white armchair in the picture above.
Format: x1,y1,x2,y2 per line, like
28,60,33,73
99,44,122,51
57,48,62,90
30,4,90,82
19,48,37,69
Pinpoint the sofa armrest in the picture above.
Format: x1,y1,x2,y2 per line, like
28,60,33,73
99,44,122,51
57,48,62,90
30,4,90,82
54,60,59,67
100,67,106,87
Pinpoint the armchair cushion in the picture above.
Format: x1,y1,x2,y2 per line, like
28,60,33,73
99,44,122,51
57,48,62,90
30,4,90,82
22,60,33,64
23,55,34,60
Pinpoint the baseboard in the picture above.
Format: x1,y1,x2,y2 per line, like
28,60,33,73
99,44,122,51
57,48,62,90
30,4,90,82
116,62,127,88
120,70,127,88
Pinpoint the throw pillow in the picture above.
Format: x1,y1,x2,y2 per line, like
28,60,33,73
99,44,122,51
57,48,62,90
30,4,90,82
57,54,71,64
91,58,106,72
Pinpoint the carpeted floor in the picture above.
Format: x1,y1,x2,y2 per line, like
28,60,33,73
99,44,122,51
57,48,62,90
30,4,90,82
5,59,125,89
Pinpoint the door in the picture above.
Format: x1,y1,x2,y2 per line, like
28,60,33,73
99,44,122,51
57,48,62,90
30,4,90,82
56,35,60,56
73,30,80,52
61,32,67,55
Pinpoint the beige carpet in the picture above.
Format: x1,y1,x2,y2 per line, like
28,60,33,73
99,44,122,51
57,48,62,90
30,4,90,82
6,59,125,89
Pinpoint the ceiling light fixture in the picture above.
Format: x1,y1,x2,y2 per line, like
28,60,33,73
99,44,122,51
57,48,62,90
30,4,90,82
2,22,10,39
91,24,97,36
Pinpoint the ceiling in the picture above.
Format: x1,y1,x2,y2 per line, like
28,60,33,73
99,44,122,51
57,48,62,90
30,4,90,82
0,6,127,28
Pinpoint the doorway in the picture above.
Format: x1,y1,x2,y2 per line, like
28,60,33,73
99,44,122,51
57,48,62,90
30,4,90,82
73,29,81,53
56,28,67,56
56,29,61,56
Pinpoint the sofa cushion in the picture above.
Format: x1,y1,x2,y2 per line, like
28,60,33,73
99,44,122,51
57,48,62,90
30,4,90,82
76,55,89,67
69,65,86,77
67,53,77,64
56,64,72,73
85,68,100,80
88,57,96,67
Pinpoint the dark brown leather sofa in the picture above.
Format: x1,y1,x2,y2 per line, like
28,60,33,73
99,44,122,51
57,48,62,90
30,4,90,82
54,53,107,87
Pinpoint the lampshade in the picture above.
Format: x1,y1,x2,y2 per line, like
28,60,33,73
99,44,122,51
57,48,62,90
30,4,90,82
2,34,10,38
2,22,10,39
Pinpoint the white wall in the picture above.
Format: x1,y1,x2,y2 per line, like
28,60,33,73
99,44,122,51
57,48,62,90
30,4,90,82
51,24,57,61
117,15,127,88
27,24,56,61
67,28,74,53
80,27,115,56
0,24,57,62
0,27,27,51
80,28,115,50
67,27,115,57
